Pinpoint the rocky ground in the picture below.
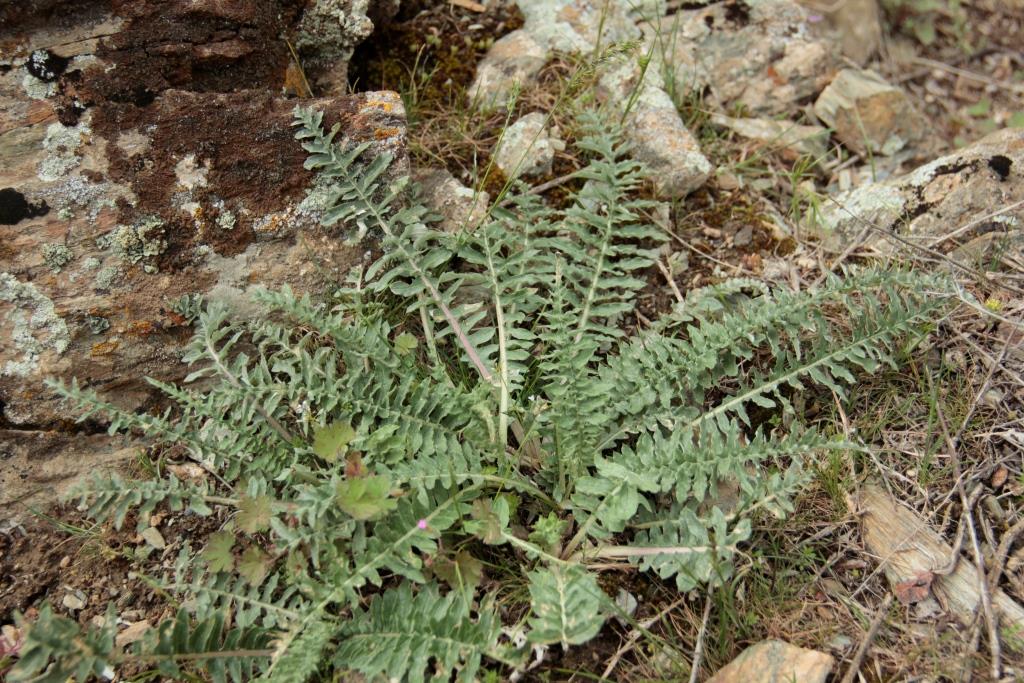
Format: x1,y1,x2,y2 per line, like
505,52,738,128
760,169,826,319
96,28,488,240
2,0,1023,680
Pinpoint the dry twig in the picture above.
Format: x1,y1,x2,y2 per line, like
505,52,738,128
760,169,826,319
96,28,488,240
840,593,894,683
688,592,714,683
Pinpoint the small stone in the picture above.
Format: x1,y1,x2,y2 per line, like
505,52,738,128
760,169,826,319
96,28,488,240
814,68,927,157
413,168,490,232
167,462,208,482
717,172,741,191
59,555,71,568
62,591,86,611
711,114,829,160
1,624,22,649
115,620,151,647
614,589,638,625
140,526,166,550
734,225,754,247
984,389,1005,410
708,639,834,683
827,633,854,652
493,112,561,179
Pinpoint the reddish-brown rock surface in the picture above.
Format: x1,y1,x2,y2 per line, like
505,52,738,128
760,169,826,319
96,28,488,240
0,0,407,512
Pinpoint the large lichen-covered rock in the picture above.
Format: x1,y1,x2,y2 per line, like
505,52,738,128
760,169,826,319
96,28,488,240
810,128,1024,252
0,86,406,425
1,0,392,109
649,0,837,116
0,1,407,514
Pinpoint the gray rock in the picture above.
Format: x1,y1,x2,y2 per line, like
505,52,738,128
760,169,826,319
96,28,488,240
62,590,87,611
707,639,833,683
469,0,712,196
798,0,883,65
597,59,712,196
414,168,490,232
814,68,928,157
650,0,837,116
468,31,548,109
469,0,638,107
711,113,829,160
493,112,564,179
810,127,1024,251
140,526,166,550
295,0,401,95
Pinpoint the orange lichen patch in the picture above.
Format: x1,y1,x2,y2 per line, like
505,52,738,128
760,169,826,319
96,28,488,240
367,100,394,113
91,339,121,356
123,320,158,337
374,126,401,140
164,311,189,327
253,213,287,239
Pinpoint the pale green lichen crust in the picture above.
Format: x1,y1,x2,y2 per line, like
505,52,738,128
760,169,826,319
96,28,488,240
38,121,89,182
99,216,166,273
216,210,237,231
0,272,70,377
93,266,120,291
42,243,73,272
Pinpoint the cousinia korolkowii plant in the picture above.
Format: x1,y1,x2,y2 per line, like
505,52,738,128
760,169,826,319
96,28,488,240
13,106,955,683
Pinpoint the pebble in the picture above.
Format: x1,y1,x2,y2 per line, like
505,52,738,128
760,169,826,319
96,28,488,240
141,526,166,550
827,634,853,652
983,389,1004,409
62,590,86,611
734,225,754,247
614,589,638,625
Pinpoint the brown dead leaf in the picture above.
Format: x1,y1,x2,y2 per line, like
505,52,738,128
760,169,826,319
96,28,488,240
894,570,934,605
992,466,1009,490
345,452,367,479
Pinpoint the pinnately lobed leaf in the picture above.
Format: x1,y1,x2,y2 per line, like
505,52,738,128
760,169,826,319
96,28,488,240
527,565,606,648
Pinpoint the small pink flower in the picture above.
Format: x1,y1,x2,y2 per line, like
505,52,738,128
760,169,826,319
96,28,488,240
417,519,428,530
807,13,824,22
